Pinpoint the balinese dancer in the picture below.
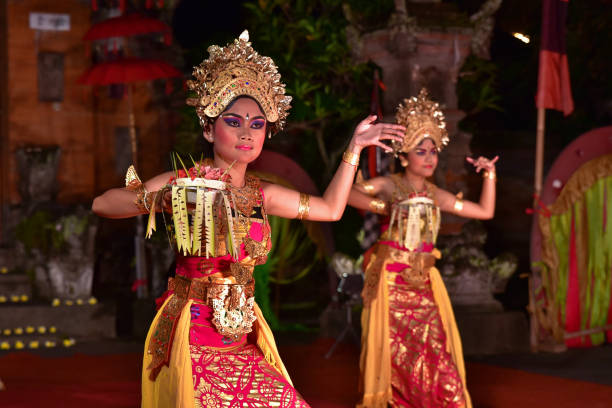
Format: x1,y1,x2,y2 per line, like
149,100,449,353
92,31,404,408
349,89,498,408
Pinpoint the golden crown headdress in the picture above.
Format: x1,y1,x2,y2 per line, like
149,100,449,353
186,30,292,135
392,88,449,154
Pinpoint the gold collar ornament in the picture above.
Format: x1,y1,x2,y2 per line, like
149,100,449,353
392,88,449,154
186,30,292,136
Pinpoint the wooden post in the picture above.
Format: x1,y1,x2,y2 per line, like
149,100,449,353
534,107,546,197
0,0,9,244
529,107,546,352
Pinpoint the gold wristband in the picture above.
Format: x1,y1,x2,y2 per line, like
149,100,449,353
342,150,359,167
369,199,387,214
453,198,464,212
297,193,311,220
483,170,497,181
134,189,149,213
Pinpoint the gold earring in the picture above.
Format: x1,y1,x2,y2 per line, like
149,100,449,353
400,158,409,167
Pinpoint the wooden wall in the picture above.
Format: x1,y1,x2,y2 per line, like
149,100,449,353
3,0,174,211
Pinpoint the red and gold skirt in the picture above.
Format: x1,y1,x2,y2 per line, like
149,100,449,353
387,271,465,407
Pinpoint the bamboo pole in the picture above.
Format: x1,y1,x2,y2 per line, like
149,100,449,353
529,107,546,352
534,107,546,196
564,324,612,340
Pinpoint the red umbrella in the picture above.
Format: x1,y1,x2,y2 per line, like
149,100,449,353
77,58,181,85
83,13,171,42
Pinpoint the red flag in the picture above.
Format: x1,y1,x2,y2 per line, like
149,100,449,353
536,0,574,116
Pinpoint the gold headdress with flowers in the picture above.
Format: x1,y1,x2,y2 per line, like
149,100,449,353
186,30,292,135
392,88,449,154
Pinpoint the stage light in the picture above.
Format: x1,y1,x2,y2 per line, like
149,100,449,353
513,32,531,44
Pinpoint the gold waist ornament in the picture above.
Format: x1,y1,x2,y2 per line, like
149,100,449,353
169,274,256,342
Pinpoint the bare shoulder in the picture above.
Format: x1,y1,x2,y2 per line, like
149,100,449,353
261,180,297,198
433,186,457,209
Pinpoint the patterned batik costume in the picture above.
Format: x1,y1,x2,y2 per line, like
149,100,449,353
141,173,309,408
358,175,471,408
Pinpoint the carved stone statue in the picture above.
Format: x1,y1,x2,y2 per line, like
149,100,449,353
437,221,517,310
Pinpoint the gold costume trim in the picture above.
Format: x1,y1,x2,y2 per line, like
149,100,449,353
342,150,360,166
454,197,464,212
296,193,310,220
393,88,449,154
483,170,497,181
358,246,471,407
358,180,376,195
186,30,291,135
142,300,293,408
368,199,387,215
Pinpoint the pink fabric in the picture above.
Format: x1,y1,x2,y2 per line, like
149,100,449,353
189,303,247,348
565,211,586,347
190,344,310,407
378,240,434,253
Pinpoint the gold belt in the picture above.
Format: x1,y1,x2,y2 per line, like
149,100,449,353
147,275,256,380
388,249,436,288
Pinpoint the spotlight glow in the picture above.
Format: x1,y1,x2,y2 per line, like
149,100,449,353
513,32,531,44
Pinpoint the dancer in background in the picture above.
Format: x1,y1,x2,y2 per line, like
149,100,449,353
92,31,404,408
349,89,498,407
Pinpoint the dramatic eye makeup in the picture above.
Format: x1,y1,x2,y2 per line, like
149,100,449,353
415,148,427,156
222,116,241,127
250,119,265,129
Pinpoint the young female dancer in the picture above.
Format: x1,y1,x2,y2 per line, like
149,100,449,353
349,89,498,407
92,31,404,407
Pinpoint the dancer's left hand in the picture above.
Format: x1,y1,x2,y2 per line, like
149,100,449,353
350,115,405,153
466,155,499,173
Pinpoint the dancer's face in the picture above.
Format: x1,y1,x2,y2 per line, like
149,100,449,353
406,138,438,178
206,97,267,165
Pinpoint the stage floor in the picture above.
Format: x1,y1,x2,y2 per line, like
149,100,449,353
0,337,610,407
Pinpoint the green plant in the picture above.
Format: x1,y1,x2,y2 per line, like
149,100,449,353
254,215,321,330
457,54,502,116
15,210,90,256
244,0,376,180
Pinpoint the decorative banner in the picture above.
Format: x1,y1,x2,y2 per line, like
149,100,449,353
536,0,574,116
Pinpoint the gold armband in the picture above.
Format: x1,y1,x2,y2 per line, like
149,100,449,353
342,150,359,167
125,165,151,213
483,170,497,181
453,198,464,212
297,193,311,220
369,199,387,214
357,180,376,196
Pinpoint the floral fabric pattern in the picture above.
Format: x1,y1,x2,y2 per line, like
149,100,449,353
190,344,310,408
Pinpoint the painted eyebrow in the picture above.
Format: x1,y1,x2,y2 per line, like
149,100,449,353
221,113,265,120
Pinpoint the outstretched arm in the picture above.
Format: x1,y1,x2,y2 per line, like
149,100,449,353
92,171,174,219
263,116,404,221
437,155,498,219
348,176,392,216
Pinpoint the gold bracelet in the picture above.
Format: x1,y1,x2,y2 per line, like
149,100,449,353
342,150,359,167
483,170,497,181
357,180,375,196
297,193,311,220
134,189,149,213
453,198,464,212
369,199,387,214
